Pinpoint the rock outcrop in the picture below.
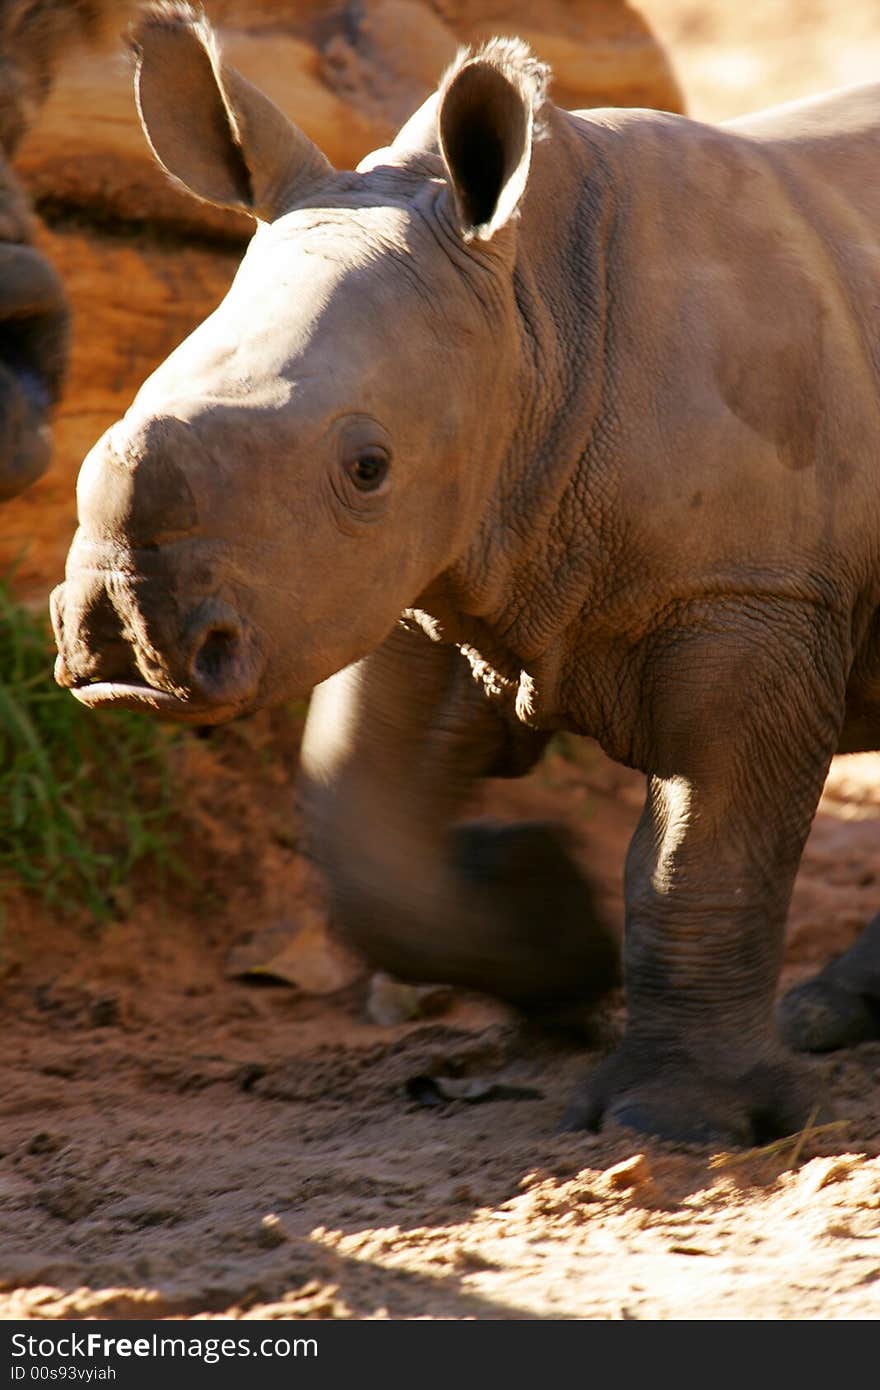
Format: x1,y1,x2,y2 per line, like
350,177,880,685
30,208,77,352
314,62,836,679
2,0,683,595
15,0,684,236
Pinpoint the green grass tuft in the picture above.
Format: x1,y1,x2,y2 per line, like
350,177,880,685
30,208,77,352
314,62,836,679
0,578,184,920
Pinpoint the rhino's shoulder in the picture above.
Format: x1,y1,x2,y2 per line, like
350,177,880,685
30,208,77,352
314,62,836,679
557,104,744,175
561,83,880,168
723,83,880,218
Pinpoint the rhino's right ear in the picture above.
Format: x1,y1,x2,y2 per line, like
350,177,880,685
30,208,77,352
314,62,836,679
132,3,332,222
438,40,549,241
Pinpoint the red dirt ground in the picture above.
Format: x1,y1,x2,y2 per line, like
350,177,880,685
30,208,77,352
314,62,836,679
2,721,878,1319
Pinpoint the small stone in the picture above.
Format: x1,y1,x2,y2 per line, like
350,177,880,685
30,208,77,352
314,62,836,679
367,973,451,1026
453,1245,502,1273
37,1180,97,1223
257,1213,287,1249
26,1131,63,1156
227,913,364,994
518,1170,544,1190
89,994,120,1028
803,1156,861,1196
606,1154,652,1190
236,1063,267,1092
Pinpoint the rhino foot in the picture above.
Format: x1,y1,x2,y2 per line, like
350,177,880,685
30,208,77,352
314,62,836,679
779,912,880,1053
779,978,880,1052
561,1042,824,1146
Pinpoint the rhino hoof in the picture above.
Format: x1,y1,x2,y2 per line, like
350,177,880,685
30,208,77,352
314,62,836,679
561,1044,824,1147
779,913,880,1053
778,977,880,1053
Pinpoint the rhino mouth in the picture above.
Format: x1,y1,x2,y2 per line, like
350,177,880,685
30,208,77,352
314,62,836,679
67,678,245,725
54,583,263,725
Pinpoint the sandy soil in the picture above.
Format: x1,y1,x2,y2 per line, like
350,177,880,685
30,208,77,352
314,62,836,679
640,0,880,120
1,722,878,1321
3,0,880,1322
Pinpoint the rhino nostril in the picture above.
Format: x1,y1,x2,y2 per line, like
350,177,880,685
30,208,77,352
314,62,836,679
191,624,241,687
184,602,260,706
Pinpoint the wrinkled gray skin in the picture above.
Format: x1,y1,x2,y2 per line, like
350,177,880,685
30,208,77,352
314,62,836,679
53,5,880,1144
0,151,67,500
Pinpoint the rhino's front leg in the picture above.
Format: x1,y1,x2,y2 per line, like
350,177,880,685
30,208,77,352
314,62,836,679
300,622,618,1009
564,621,848,1144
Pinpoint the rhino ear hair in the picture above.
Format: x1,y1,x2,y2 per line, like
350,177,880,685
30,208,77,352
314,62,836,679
438,39,548,241
132,3,332,222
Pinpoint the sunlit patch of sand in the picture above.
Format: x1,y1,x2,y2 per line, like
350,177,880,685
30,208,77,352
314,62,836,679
821,754,880,820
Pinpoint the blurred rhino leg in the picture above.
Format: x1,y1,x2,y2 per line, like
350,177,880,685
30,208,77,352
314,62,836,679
779,911,880,1051
299,622,619,1010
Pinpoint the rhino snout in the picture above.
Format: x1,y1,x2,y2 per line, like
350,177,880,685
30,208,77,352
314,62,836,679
50,573,140,690
76,417,200,546
52,576,264,722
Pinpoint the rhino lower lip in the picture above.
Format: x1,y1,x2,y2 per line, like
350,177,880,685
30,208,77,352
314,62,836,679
68,680,241,725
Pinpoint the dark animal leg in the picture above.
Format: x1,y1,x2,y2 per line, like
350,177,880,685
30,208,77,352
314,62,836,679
299,621,618,1010
564,616,848,1144
779,911,880,1051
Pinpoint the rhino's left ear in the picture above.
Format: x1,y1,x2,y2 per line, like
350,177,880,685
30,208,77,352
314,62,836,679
133,3,332,222
438,40,549,241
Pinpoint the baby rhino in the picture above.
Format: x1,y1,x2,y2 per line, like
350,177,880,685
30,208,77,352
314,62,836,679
53,3,880,1144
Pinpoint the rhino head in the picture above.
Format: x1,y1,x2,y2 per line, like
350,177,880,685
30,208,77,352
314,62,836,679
52,4,547,720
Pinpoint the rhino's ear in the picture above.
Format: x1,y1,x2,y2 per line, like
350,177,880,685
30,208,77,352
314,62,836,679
438,40,548,241
132,4,332,222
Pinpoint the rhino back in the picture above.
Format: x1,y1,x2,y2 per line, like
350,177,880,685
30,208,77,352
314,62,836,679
547,100,880,592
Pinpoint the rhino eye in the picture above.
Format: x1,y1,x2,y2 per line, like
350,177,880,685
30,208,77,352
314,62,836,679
347,447,390,492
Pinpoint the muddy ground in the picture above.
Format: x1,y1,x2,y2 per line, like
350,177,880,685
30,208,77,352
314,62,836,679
3,0,880,1322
